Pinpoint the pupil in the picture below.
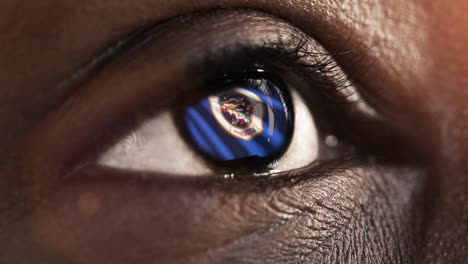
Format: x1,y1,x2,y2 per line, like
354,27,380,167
183,79,293,166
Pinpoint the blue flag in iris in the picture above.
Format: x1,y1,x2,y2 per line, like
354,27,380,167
184,83,292,162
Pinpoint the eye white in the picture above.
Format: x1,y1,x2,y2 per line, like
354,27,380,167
272,90,318,172
98,112,212,176
98,90,319,177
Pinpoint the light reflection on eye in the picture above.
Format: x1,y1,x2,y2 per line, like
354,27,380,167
183,79,293,164
98,76,319,177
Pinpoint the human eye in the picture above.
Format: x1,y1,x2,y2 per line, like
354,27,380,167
98,73,319,177
29,10,410,181
92,16,388,178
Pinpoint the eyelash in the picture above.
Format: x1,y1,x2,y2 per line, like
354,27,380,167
189,42,358,96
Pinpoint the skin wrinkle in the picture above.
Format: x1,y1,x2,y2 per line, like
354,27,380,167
212,167,367,260
322,169,421,264
194,166,420,263
182,163,420,263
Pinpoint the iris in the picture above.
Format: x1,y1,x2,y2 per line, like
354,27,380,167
184,79,293,165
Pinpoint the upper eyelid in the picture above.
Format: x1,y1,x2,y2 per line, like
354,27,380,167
57,8,366,109
61,9,379,140
56,9,332,113
60,9,311,86
113,10,374,112
48,7,380,132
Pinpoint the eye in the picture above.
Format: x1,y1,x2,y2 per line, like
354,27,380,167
98,74,319,176
35,10,407,181
92,14,383,178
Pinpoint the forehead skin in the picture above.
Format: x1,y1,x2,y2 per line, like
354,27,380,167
0,0,467,263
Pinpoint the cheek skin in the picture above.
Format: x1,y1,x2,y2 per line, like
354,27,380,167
32,166,422,264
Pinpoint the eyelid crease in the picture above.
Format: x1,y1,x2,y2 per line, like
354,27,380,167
56,9,362,94
55,8,378,126
54,29,147,103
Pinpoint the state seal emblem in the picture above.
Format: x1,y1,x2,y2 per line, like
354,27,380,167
209,87,265,141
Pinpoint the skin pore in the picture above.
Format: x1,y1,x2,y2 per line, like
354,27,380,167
0,0,467,263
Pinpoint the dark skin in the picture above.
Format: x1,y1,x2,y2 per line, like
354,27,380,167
1,0,467,263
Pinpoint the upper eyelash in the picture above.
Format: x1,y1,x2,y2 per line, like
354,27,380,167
283,35,373,100
187,34,375,114
286,39,379,119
